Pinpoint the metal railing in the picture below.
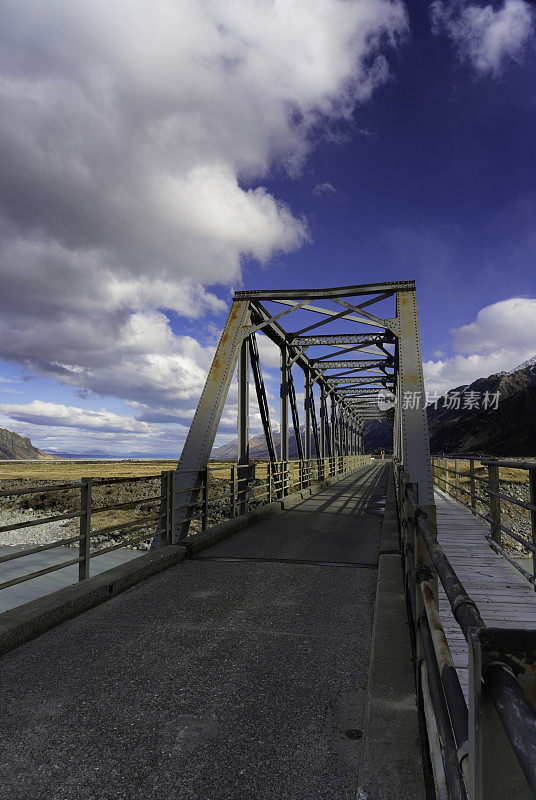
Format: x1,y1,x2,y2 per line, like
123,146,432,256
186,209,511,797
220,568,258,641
431,455,536,588
0,455,371,595
396,463,536,800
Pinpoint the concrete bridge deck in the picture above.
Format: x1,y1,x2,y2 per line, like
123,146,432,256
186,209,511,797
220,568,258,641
0,463,425,800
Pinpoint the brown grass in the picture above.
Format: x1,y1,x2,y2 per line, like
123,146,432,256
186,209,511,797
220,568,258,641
0,459,247,481
436,459,530,484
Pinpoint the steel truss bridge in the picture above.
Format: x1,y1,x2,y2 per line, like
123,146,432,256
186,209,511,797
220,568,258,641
1,281,536,800
173,280,433,538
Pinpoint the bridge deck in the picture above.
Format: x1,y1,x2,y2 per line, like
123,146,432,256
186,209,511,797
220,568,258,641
435,487,536,700
0,463,424,800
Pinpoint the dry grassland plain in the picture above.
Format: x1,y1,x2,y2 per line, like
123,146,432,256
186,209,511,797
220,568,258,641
0,459,273,482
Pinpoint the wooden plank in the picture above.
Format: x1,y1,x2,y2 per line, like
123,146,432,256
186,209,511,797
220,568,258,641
434,488,536,693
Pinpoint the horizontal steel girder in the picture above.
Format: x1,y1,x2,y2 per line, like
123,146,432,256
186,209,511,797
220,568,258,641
316,359,392,370
341,388,388,395
234,281,414,301
334,376,392,385
291,334,395,346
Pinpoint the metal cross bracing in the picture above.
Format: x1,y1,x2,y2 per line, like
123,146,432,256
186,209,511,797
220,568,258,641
172,280,434,540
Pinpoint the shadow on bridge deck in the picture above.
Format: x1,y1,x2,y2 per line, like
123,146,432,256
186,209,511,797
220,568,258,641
0,463,425,800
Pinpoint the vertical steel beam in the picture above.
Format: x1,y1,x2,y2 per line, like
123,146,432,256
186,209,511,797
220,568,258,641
172,300,251,541
320,384,326,459
288,370,304,461
393,338,402,463
238,336,250,516
249,333,276,463
331,396,337,458
396,290,435,507
304,367,311,462
396,289,437,616
280,341,289,462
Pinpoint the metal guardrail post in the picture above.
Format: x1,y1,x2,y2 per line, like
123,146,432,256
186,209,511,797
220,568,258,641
160,470,170,547
268,462,273,503
469,458,477,515
455,458,460,502
78,477,92,581
445,460,449,495
230,465,237,518
201,466,209,531
530,467,536,588
168,470,174,543
488,461,501,545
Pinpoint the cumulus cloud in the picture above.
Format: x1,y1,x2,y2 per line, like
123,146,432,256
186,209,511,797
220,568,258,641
424,297,536,395
430,0,535,75
0,0,409,430
0,310,216,411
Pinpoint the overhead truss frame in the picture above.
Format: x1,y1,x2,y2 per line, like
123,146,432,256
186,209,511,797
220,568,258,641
172,280,434,540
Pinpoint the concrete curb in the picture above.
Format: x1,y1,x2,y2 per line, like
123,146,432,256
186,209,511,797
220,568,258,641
356,466,427,800
178,467,367,555
0,545,186,658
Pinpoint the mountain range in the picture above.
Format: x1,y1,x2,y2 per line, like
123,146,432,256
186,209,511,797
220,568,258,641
427,356,536,455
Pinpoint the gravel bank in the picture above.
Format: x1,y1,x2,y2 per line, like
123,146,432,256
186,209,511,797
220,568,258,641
0,508,77,548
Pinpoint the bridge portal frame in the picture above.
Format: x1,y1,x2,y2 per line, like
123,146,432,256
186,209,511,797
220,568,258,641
172,280,434,542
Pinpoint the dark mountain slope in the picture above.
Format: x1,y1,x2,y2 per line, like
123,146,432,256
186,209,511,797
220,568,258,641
427,358,536,455
0,427,53,460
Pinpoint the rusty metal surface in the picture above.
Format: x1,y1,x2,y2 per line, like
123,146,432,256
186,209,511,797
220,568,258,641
173,300,251,539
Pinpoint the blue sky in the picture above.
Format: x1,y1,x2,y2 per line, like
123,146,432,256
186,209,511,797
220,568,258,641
0,0,535,456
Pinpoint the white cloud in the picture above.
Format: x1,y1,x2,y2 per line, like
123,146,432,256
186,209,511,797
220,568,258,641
453,297,536,352
313,182,338,196
0,310,215,410
0,401,155,434
424,297,536,395
0,0,409,431
431,0,535,76
256,335,282,369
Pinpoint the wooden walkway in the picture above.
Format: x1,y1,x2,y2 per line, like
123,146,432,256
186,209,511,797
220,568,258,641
435,487,536,700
